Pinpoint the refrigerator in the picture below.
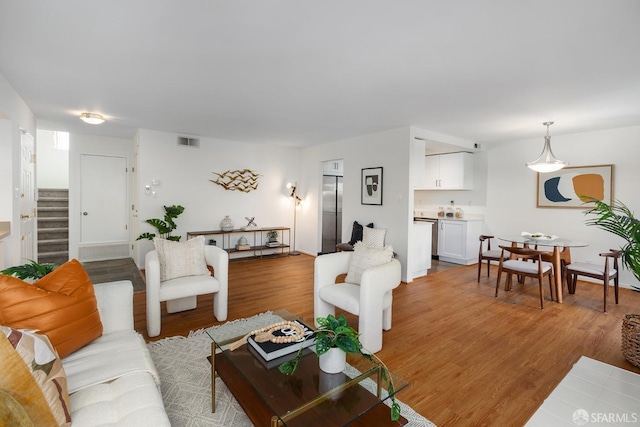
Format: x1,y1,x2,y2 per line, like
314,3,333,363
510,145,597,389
321,175,343,254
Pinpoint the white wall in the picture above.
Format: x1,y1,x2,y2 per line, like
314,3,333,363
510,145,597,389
134,129,300,268
0,72,37,267
485,125,640,288
36,129,69,189
298,127,415,281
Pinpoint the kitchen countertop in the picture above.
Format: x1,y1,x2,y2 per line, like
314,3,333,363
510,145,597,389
414,211,483,221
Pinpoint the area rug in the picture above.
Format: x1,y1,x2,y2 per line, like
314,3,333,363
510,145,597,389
147,312,436,426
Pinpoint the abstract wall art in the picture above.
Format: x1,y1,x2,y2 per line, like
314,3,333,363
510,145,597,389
536,164,613,208
210,169,261,192
361,167,383,205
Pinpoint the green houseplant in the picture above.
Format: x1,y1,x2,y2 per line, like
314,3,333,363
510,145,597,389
266,230,279,241
137,204,185,242
584,198,640,291
1,260,59,280
279,314,401,421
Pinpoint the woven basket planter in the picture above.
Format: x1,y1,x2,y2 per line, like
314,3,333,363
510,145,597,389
621,314,640,368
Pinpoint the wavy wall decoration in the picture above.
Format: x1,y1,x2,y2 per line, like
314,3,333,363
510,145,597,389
210,169,260,193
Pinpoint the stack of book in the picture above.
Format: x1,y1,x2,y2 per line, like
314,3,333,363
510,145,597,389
247,319,315,362
265,241,280,248
236,244,251,250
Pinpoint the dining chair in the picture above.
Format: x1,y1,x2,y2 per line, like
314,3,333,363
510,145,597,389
477,235,503,282
565,250,621,312
495,245,555,309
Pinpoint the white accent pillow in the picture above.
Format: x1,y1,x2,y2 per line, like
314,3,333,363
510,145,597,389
362,227,386,247
153,236,209,281
345,242,394,285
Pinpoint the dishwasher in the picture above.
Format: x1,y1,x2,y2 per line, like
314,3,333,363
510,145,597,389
414,217,438,259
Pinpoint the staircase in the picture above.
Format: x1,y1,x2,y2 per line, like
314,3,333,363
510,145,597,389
38,189,69,264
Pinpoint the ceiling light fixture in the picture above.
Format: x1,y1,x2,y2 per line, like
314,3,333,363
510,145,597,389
79,112,105,125
526,121,566,173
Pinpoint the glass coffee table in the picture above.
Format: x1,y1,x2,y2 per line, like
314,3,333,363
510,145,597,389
205,310,409,426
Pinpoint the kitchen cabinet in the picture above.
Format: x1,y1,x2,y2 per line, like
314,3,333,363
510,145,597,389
423,152,473,190
437,219,483,265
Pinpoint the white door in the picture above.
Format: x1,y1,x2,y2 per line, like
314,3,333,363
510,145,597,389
438,153,464,189
80,154,128,244
20,131,36,262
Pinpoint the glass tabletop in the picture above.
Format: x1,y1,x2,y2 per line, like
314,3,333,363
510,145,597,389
497,234,588,248
205,310,408,426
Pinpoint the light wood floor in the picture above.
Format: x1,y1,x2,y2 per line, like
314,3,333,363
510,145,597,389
133,254,640,426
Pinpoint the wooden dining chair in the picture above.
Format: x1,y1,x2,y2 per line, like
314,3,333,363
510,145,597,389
477,235,503,282
495,245,555,309
565,250,621,312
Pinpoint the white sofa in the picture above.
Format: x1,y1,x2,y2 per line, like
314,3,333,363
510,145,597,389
61,280,170,426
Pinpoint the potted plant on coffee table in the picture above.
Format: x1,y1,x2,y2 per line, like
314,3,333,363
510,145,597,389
278,314,401,421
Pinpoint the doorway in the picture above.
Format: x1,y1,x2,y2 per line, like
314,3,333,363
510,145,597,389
79,154,129,260
321,160,343,254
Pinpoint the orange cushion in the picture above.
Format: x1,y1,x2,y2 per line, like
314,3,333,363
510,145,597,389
0,259,103,358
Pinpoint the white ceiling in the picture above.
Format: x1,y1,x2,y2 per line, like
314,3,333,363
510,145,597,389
1,0,639,147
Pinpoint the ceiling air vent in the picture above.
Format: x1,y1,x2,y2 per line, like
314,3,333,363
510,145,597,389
177,136,200,148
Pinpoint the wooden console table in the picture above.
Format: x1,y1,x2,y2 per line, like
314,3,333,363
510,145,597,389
187,227,291,260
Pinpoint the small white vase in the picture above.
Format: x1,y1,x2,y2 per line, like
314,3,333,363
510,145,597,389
319,347,346,374
220,215,234,232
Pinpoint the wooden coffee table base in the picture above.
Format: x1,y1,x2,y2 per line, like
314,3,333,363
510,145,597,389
214,350,408,427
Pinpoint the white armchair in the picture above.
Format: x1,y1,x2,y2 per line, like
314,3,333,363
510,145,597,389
145,245,228,337
314,251,401,353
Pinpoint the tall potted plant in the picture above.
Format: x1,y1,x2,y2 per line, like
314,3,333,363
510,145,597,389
584,198,640,291
137,204,185,241
279,314,401,421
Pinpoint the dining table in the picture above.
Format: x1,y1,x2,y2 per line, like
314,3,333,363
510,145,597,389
497,235,588,304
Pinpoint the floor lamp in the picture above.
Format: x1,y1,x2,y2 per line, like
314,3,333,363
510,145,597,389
287,182,302,256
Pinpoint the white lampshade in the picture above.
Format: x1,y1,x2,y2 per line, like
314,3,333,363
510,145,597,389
526,122,566,173
80,112,105,125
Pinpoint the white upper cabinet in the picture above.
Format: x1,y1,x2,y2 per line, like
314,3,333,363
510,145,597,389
422,152,474,190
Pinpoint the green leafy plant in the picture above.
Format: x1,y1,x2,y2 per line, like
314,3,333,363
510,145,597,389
279,314,401,421
1,260,58,280
137,205,185,242
266,230,279,241
584,198,640,291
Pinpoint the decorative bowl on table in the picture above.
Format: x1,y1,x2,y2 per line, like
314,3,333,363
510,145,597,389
521,231,559,241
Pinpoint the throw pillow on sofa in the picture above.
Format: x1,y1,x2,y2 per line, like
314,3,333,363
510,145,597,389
0,259,103,358
345,241,394,285
0,325,71,427
153,235,210,281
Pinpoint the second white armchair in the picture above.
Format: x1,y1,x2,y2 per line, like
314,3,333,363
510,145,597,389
314,251,401,353
145,244,228,337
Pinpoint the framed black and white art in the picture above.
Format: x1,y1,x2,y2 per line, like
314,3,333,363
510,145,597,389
361,167,383,205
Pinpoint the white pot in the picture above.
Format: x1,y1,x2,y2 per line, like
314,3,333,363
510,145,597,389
319,347,346,374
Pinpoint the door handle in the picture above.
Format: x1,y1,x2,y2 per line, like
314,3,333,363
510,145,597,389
20,214,30,219
83,212,88,216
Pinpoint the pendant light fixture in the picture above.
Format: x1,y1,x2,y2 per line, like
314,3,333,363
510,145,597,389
526,121,566,173
79,112,105,125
